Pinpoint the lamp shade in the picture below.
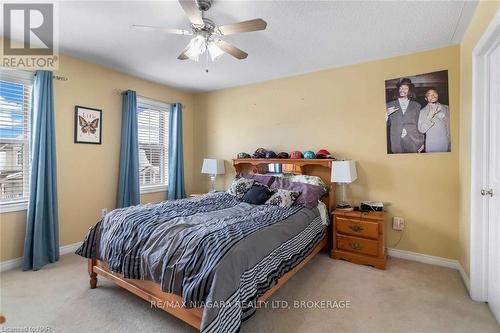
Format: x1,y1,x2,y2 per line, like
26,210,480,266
201,158,225,175
331,160,357,183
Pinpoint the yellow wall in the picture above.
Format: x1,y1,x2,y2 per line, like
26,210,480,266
3,3,499,265
195,46,461,260
458,1,500,277
0,54,195,262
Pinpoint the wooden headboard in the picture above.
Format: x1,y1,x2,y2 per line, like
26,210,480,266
232,158,336,213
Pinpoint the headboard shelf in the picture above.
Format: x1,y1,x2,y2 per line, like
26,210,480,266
232,158,334,168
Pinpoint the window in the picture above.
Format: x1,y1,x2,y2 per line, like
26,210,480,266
137,97,169,193
0,69,33,211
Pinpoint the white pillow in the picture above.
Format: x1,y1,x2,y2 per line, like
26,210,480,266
227,178,254,199
284,175,329,192
265,189,300,208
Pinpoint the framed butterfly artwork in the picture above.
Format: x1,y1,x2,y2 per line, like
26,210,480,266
74,105,102,144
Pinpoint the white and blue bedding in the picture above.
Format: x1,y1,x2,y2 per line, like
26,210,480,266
76,192,326,333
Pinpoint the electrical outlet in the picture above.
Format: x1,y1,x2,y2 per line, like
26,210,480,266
393,217,405,231
101,208,108,218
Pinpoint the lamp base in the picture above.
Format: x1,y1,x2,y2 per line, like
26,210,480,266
336,201,354,211
209,174,217,192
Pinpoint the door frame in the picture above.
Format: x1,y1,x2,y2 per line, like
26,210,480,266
470,10,500,302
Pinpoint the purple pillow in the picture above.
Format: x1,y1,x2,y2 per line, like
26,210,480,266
271,178,326,208
239,173,276,187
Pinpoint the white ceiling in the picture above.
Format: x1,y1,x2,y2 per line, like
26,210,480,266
57,1,478,92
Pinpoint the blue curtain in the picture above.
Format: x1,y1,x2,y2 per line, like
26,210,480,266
168,103,186,200
23,70,59,271
117,90,140,208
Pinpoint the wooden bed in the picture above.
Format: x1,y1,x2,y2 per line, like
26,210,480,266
88,158,335,330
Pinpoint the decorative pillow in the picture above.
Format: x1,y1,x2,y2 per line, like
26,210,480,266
239,173,276,186
227,178,254,199
265,189,300,208
268,173,285,178
271,178,326,208
242,184,274,205
284,175,329,192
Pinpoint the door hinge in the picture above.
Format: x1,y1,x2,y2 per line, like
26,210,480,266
481,189,494,197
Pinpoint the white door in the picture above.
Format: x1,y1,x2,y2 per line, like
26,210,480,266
487,40,500,322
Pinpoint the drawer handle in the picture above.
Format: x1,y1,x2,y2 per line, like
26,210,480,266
350,242,363,250
348,224,364,233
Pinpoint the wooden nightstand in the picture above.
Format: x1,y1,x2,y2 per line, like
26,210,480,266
330,210,386,269
189,193,206,197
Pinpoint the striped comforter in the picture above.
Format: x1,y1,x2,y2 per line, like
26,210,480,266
76,192,325,333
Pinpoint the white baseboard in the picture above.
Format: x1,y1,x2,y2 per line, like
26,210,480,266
457,262,471,293
60,242,82,256
0,257,23,272
1,243,473,294
0,241,82,272
388,248,459,269
388,248,470,293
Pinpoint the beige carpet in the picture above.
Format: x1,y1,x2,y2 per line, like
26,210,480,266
1,253,498,333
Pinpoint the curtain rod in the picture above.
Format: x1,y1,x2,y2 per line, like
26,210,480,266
10,69,67,81
115,89,183,107
52,75,68,81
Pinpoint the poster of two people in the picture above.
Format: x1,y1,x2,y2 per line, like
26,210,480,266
386,70,451,154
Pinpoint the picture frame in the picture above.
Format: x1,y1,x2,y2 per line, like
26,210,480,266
74,105,102,144
385,70,450,154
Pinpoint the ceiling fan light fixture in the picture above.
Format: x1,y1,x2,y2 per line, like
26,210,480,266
184,35,207,61
135,0,267,64
207,41,224,61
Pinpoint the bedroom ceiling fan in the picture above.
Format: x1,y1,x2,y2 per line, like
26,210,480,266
131,0,267,64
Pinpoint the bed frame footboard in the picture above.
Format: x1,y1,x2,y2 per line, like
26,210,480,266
88,259,97,289
88,258,204,330
87,236,327,331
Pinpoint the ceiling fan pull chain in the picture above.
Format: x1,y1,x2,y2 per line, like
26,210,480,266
205,49,209,73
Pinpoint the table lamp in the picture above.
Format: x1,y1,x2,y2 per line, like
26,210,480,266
201,158,225,192
331,160,357,210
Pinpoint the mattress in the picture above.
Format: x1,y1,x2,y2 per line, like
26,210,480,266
76,192,326,333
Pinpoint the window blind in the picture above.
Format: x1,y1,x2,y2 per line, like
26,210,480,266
137,97,169,191
0,69,33,204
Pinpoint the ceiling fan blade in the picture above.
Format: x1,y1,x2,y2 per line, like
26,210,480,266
131,25,192,35
216,19,267,36
215,40,248,60
178,0,204,26
177,43,191,60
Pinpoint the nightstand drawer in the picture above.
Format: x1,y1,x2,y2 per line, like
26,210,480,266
337,235,378,256
336,217,378,239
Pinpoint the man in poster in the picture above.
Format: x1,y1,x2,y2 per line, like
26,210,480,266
418,88,451,152
386,78,424,153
